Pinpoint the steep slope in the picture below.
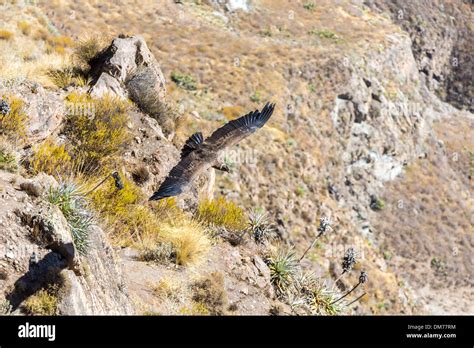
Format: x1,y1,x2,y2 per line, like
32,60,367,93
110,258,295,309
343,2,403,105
0,0,471,315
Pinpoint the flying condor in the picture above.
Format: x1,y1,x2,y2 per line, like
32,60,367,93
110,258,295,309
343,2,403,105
149,102,276,201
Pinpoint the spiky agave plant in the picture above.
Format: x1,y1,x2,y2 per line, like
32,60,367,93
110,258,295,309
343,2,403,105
47,181,93,255
247,208,274,244
267,249,299,295
309,281,343,315
290,272,343,315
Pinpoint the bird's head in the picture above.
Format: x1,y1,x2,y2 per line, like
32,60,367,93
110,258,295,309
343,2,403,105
219,163,231,173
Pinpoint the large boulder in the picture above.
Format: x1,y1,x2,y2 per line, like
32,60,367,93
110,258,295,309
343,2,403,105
0,81,65,144
89,35,166,106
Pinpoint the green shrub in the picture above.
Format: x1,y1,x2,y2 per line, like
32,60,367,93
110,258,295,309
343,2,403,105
268,249,299,294
250,90,261,103
171,71,197,91
303,2,316,11
308,29,339,40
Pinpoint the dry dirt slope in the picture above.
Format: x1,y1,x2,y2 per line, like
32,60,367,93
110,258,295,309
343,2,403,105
0,0,472,315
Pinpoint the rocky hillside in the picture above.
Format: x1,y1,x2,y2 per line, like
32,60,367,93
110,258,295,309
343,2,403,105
0,0,472,315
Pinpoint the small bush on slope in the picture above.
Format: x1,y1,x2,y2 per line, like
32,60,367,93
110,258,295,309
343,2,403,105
0,139,20,173
88,172,210,265
23,284,60,316
31,139,72,175
197,197,247,231
0,95,28,138
63,93,131,170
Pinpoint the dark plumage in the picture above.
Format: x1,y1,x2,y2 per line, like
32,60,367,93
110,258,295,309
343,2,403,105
149,102,276,201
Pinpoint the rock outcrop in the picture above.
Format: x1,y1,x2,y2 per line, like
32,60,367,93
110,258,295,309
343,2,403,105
0,172,134,314
0,81,65,144
90,35,167,109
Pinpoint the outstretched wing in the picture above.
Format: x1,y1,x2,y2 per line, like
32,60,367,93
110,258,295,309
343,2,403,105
180,132,204,159
149,102,276,201
149,154,197,201
204,102,275,150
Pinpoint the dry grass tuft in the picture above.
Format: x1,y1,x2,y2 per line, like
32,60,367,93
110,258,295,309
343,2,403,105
17,21,32,36
160,221,211,266
131,165,150,185
73,35,111,70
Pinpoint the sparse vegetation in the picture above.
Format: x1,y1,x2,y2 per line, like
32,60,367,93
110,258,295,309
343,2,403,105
430,257,448,276
250,90,262,103
247,208,275,244
23,285,60,315
63,93,131,169
48,67,90,89
179,302,210,315
0,96,28,138
0,300,12,315
0,141,19,172
289,272,342,315
308,29,340,40
303,2,316,11
131,165,150,185
0,29,14,41
197,197,247,231
267,249,299,295
191,272,227,315
295,184,306,197
45,35,74,55
48,181,93,254
73,36,110,72
171,71,197,91
151,278,180,300
139,242,176,264
31,140,72,175
370,196,386,211
17,21,31,35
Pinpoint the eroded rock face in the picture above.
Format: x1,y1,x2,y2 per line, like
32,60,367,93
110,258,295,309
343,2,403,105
89,35,167,106
0,172,134,315
365,0,474,112
0,81,65,144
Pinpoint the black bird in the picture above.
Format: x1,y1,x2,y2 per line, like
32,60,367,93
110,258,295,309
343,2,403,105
149,102,276,201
